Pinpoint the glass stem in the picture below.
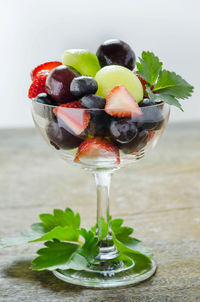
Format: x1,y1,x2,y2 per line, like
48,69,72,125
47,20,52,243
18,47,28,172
93,170,119,261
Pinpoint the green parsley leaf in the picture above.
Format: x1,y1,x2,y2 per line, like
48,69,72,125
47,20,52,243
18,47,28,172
0,225,79,248
40,208,80,232
78,228,99,263
153,70,194,99
31,240,80,271
111,218,135,242
97,217,109,240
0,208,81,247
146,86,183,111
92,218,141,247
30,226,79,243
136,51,194,111
111,218,152,258
156,94,183,111
92,217,134,242
118,254,135,267
0,223,45,247
136,51,163,85
127,242,153,258
31,229,99,271
1,207,153,273
113,234,152,273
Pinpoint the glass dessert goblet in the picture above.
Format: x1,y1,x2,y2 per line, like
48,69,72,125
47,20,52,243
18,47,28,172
31,101,170,288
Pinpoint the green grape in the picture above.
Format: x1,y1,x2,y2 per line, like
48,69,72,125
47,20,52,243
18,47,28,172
95,65,144,103
62,49,101,77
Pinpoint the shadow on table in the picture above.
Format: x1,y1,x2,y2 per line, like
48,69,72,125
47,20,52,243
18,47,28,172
3,259,84,294
3,259,156,297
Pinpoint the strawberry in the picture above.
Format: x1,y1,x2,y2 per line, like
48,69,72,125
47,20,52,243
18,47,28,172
53,102,90,135
74,137,120,165
147,130,156,142
59,101,82,109
136,74,157,96
105,85,142,118
31,61,62,80
28,70,49,98
136,74,147,92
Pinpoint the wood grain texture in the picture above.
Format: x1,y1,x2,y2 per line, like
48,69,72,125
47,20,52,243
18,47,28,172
0,122,200,301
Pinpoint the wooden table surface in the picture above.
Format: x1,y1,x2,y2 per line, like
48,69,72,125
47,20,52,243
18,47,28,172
0,122,200,302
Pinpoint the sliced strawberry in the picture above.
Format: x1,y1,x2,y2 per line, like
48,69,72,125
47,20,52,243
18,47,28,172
147,130,156,142
28,70,49,98
31,61,62,80
74,137,120,165
105,85,142,118
53,102,90,135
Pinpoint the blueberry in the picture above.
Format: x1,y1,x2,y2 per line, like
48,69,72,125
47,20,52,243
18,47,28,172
136,104,164,130
118,129,148,154
70,76,98,98
33,93,56,119
81,95,106,109
139,98,156,107
80,95,107,137
46,121,82,150
35,93,56,105
109,119,138,144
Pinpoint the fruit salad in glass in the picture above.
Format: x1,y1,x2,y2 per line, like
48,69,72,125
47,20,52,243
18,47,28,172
29,39,193,287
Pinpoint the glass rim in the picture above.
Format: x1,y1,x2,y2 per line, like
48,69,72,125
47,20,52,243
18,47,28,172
31,99,168,110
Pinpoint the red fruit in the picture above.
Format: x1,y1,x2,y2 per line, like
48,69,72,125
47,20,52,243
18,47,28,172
60,101,82,109
28,70,49,98
53,102,90,135
31,61,62,80
105,85,142,118
45,65,80,104
74,137,120,164
151,83,159,94
136,74,147,92
147,130,156,142
136,74,157,96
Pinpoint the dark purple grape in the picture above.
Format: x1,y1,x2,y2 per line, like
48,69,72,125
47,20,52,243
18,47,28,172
118,129,148,154
45,65,80,105
81,95,106,110
46,121,82,150
109,119,138,144
70,76,98,98
96,39,136,70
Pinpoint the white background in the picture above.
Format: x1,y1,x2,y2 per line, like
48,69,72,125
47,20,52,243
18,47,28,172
0,0,199,128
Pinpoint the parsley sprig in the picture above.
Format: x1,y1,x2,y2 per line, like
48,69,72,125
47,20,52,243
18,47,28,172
0,208,152,272
136,51,194,110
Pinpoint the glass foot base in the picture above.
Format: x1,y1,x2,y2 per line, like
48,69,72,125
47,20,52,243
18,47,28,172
53,259,156,288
